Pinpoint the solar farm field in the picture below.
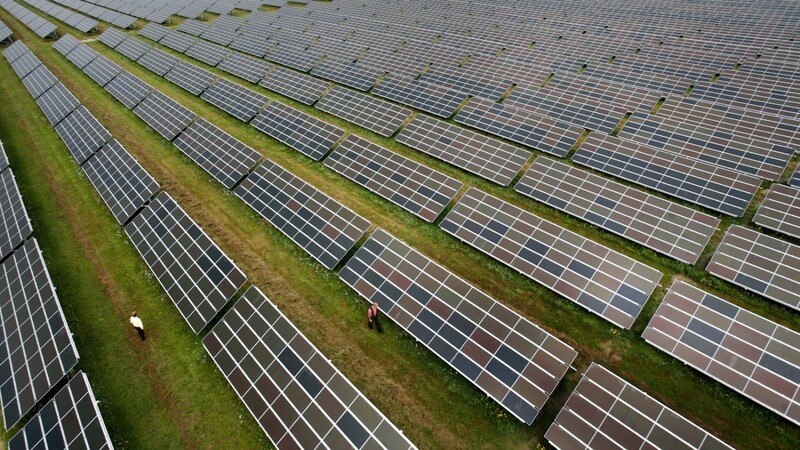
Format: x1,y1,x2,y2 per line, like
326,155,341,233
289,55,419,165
0,0,798,449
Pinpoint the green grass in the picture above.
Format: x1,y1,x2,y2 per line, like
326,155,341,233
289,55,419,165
1,8,799,450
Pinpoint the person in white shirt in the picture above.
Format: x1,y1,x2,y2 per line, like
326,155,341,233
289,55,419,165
130,312,145,341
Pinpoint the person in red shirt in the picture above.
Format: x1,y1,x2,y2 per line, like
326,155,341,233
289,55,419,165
367,302,383,333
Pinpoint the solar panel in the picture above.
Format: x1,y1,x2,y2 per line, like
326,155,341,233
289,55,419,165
0,20,11,43
217,52,273,83
97,27,128,48
250,101,345,161
173,118,261,189
259,67,331,106
2,41,28,64
104,71,154,109
64,44,98,70
791,166,800,187
114,37,151,61
82,139,160,224
203,286,416,449
325,135,462,222
371,74,468,119
316,86,413,137
441,187,663,329
396,114,531,186
52,34,81,57
545,362,733,449
0,238,79,429
618,114,794,181
0,169,33,260
418,64,513,102
133,91,198,141
753,184,800,239
35,83,80,126
455,97,584,158
176,18,208,36
544,73,662,113
8,372,113,450
125,192,247,334
235,160,370,269
340,228,578,424
643,280,800,427
138,48,180,77
185,39,230,67
21,64,57,99
160,31,197,54
707,226,800,312
54,105,112,165
10,51,41,79
74,54,118,87
165,61,217,96
201,78,269,123
517,157,720,265
311,58,383,92
573,133,761,217
0,139,7,172
139,22,171,42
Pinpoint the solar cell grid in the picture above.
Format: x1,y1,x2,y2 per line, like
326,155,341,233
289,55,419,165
310,58,384,92
35,82,80,126
581,64,691,97
52,34,81,57
133,91,198,141
176,18,208,36
104,71,153,109
259,66,331,106
0,238,79,429
82,139,160,224
10,51,41,79
21,64,57,99
644,280,800,426
160,31,197,54
791,166,800,187
0,169,33,260
115,37,152,61
545,362,733,449
396,114,531,186
138,48,180,77
251,101,345,161
339,228,578,424
217,52,273,83
418,64,513,102
0,139,7,172
185,39,230,67
440,188,663,329
0,21,10,43
139,22,170,42
325,135,462,222
316,85,413,137
82,55,122,87
753,184,800,238
265,44,321,72
572,133,761,217
544,72,662,113
201,78,269,123
97,27,127,48
707,226,800,311
204,286,416,449
454,97,584,158
229,34,272,58
371,74,468,119
165,61,217,96
124,192,247,334
235,160,370,269
200,26,238,47
65,44,98,70
517,157,720,265
2,40,29,64
54,105,112,165
173,118,261,189
618,114,794,181
7,372,113,450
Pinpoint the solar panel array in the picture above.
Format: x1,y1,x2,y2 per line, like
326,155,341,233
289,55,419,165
259,67,331,106
706,226,800,312
173,118,261,189
54,105,112,165
8,372,113,450
791,166,800,187
235,159,370,269
516,157,720,264
325,135,462,222
316,86,413,137
251,101,345,161
82,139,161,224
545,362,733,449
201,78,269,123
138,48,179,77
0,0,57,39
753,184,800,239
35,82,80,126
204,286,416,449
165,61,217,96
104,71,153,109
83,56,123,88
396,114,531,186
643,281,800,426
133,91,198,141
441,188,662,329
217,52,273,83
0,169,33,261
371,74,467,119
573,133,761,217
125,192,248,334
340,229,578,424
0,19,11,43
0,238,79,429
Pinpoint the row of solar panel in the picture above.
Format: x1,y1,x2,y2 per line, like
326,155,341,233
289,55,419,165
21,0,98,33
0,18,13,43
51,0,136,28
0,44,115,449
0,0,57,39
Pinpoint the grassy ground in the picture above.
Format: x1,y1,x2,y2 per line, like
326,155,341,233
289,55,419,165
0,6,799,450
